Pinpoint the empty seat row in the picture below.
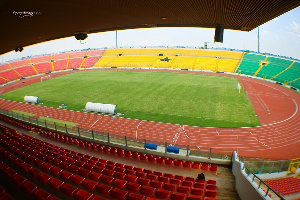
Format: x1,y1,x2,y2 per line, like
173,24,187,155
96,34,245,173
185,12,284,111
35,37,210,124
0,123,218,200
1,144,217,200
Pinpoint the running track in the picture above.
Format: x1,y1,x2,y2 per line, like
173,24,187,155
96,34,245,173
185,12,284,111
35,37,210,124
0,69,299,160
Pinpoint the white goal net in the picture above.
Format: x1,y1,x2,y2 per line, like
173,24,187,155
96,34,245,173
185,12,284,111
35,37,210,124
41,75,51,82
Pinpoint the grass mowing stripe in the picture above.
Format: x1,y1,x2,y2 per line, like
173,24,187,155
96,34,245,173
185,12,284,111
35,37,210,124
38,117,77,129
2,71,260,128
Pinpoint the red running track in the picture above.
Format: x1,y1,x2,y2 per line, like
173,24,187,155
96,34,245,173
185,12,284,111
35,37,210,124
0,69,299,159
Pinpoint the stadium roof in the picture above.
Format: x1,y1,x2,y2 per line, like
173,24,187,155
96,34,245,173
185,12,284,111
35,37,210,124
1,0,299,55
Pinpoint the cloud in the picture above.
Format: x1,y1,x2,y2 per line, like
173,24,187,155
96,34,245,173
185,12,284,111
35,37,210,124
289,21,300,38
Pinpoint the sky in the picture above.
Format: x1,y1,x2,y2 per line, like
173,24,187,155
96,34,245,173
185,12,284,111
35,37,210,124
0,6,299,64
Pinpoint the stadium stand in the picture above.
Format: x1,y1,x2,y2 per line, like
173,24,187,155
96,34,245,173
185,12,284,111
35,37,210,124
97,49,242,72
169,56,197,70
87,50,106,57
69,51,88,58
14,66,37,77
235,52,300,89
0,77,7,85
34,62,52,74
0,49,299,92
264,176,300,195
82,57,101,68
152,56,175,68
52,60,68,71
273,62,300,87
52,52,69,60
9,59,30,69
256,57,293,79
31,55,51,64
0,122,219,200
68,58,84,69
0,64,11,72
236,53,267,75
94,56,118,68
0,70,22,81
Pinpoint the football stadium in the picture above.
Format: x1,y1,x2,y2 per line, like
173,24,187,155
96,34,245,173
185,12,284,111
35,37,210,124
0,1,300,200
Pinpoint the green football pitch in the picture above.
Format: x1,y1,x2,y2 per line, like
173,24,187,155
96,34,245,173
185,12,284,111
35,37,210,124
2,71,260,128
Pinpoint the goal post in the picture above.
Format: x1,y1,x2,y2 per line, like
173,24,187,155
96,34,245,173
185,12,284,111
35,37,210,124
41,75,51,82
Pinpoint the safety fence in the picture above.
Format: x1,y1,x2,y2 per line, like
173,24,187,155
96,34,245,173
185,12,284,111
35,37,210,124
0,109,233,162
239,156,291,174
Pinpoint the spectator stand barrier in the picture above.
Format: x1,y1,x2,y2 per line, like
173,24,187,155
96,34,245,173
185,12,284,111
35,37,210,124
0,108,232,165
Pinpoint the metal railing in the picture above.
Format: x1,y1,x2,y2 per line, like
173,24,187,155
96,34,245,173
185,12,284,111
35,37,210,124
243,166,286,200
0,108,233,162
239,156,291,174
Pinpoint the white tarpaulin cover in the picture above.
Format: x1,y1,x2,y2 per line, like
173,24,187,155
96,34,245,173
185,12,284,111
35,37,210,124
85,102,117,114
24,96,39,103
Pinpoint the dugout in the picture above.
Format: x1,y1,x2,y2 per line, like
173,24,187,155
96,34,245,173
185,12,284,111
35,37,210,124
85,102,117,114
24,96,39,104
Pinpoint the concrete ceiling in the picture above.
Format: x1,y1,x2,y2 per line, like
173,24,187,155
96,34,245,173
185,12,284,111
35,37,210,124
0,0,299,55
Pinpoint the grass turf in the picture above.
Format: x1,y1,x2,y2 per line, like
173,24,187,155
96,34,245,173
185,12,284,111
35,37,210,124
2,71,260,128
11,110,35,117
37,117,78,129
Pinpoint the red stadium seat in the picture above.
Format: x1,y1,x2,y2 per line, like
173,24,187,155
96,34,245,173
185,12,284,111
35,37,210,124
48,178,64,190
138,178,151,186
205,190,218,198
22,180,38,194
114,172,126,179
164,173,175,179
174,175,184,181
170,178,182,186
59,170,73,180
50,167,62,175
148,174,159,181
127,193,146,200
110,188,128,200
164,183,177,192
171,192,187,200
95,183,112,195
126,182,141,192
177,186,191,194
151,180,164,189
100,175,114,185
92,196,106,200
33,188,52,200
113,179,127,189
60,183,78,196
82,179,98,190
78,168,91,177
155,189,171,199
12,174,27,186
159,176,170,183
74,190,94,200
187,194,202,200
182,181,193,187
102,168,114,177
89,172,101,181
126,175,138,183
194,183,206,189
71,175,86,185
191,188,204,196
141,185,156,196
38,173,53,184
